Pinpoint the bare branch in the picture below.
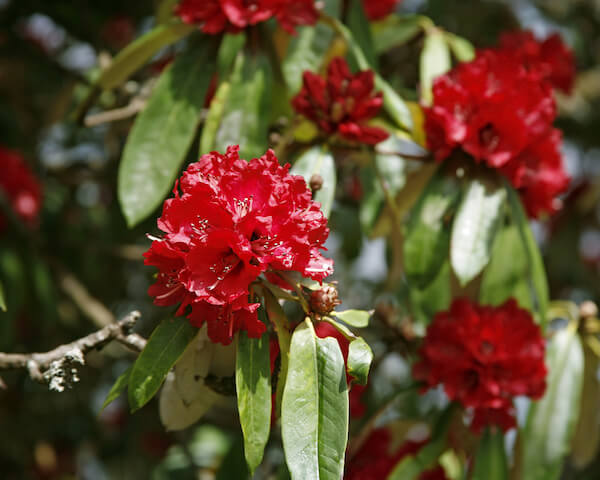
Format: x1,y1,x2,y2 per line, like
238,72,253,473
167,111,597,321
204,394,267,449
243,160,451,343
0,311,146,391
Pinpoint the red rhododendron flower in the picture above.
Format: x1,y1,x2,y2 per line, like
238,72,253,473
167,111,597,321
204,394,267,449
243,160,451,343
144,146,333,344
362,0,401,21
176,0,318,34
292,57,389,145
499,30,576,94
0,146,42,230
346,428,448,479
413,299,547,432
471,405,517,434
424,48,569,217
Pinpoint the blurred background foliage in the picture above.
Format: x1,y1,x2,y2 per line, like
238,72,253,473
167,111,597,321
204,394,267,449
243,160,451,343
1,0,600,478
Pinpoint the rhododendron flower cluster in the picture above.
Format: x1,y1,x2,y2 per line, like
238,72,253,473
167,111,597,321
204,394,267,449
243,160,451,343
346,428,448,480
292,57,389,145
362,0,402,21
424,43,571,216
499,30,575,94
413,299,547,432
144,146,333,344
0,146,42,230
176,0,319,34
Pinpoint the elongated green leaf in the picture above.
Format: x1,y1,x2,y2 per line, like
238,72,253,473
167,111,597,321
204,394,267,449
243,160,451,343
409,261,452,327
479,225,532,310
281,322,349,480
128,318,197,412
347,0,377,68
0,280,5,312
347,337,373,385
420,30,452,105
388,406,453,479
521,325,584,480
291,145,336,217
118,40,217,227
471,429,508,480
372,15,423,54
450,179,506,286
200,81,231,154
236,327,271,474
282,0,340,95
99,22,195,91
404,172,459,288
101,366,132,412
214,49,272,160
506,183,549,323
216,435,250,480
217,33,246,78
445,33,475,62
333,309,370,328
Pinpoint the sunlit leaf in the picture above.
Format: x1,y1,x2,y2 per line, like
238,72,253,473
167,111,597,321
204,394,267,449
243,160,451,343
291,145,336,218
445,33,475,62
420,30,452,105
347,337,373,385
333,309,370,328
372,15,423,54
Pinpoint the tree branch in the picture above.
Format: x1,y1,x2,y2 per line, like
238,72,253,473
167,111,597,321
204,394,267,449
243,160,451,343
0,311,146,391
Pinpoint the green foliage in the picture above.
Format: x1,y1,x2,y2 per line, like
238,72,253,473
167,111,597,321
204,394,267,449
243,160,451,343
471,429,508,480
291,146,336,218
420,29,452,105
347,337,373,385
101,366,132,412
0,280,5,312
333,309,371,328
347,0,377,68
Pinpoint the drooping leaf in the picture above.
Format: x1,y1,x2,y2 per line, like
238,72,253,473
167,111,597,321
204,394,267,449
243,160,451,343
118,40,217,226
404,171,459,288
521,324,584,480
291,145,336,218
214,49,273,160
471,429,508,480
347,337,373,385
199,81,231,154
128,318,197,412
333,309,370,328
445,33,475,62
505,183,549,324
420,29,452,106
236,325,272,474
0,280,5,312
450,178,506,286
281,322,349,480
347,0,377,68
101,366,132,412
372,15,423,54
479,225,532,310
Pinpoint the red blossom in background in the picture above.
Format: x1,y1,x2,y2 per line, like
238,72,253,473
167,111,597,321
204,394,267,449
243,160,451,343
144,146,333,344
424,47,570,217
176,0,318,34
292,57,389,145
346,428,448,479
499,30,576,94
413,299,547,433
362,0,402,21
0,146,42,230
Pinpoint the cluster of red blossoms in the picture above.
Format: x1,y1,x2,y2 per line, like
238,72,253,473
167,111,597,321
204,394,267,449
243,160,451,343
362,0,402,21
176,0,318,34
413,299,547,433
0,146,42,230
424,31,575,217
292,57,389,145
144,146,333,345
346,428,447,480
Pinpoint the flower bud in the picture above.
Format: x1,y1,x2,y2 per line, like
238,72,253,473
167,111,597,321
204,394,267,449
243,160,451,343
309,285,341,315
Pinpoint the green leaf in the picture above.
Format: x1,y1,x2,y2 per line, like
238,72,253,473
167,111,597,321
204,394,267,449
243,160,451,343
404,171,459,288
236,327,271,474
214,49,273,160
505,183,549,324
199,81,231,154
291,145,336,217
282,0,340,95
372,15,423,54
388,406,453,479
333,309,370,328
281,322,349,480
347,337,373,385
118,40,217,227
101,366,132,412
420,30,452,106
347,0,377,68
217,33,246,78
409,261,452,328
521,324,584,480
0,280,5,312
216,435,250,480
98,22,195,91
471,429,508,480
128,318,197,412
450,179,506,286
445,33,475,62
479,225,532,310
